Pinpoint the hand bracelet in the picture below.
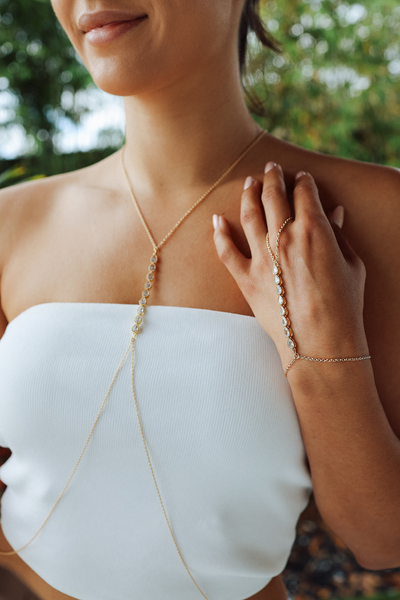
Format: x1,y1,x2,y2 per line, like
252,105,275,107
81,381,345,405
266,217,371,377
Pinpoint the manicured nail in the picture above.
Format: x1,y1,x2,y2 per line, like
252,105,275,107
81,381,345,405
218,216,224,228
295,171,306,180
244,176,254,190
212,214,219,230
331,205,344,229
265,161,277,174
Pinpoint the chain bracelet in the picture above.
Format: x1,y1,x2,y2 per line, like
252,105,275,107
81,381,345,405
266,218,371,377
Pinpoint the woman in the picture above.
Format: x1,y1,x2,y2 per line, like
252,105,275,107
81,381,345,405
0,0,399,599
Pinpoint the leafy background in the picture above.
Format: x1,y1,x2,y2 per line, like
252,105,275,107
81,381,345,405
1,0,400,598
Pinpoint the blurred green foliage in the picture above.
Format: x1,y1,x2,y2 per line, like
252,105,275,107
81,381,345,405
0,0,399,184
253,0,400,166
0,0,91,152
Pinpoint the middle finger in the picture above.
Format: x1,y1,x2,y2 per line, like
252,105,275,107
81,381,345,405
261,162,293,249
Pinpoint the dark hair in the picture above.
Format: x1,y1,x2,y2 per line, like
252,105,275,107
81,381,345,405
239,0,281,117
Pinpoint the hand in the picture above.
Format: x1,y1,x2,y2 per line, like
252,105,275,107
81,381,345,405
213,162,369,375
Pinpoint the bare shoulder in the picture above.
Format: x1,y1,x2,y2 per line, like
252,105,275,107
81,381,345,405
0,151,121,334
0,150,122,250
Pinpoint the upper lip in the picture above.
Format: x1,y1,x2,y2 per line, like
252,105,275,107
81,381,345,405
78,10,147,33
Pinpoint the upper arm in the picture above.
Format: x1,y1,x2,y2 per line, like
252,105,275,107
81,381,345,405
0,184,19,337
345,164,400,438
0,179,42,334
0,305,7,340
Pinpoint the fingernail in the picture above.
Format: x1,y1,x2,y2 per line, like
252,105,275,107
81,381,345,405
244,176,254,190
218,216,224,228
265,161,277,174
331,205,344,229
295,171,306,180
212,214,219,230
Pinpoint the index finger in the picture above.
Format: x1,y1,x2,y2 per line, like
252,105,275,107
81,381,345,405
293,172,326,220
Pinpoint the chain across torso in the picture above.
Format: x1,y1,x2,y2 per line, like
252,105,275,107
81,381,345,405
0,131,399,599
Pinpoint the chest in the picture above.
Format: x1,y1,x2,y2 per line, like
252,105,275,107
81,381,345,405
3,182,253,321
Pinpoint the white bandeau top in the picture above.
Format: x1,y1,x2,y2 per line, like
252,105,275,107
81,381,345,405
0,302,312,600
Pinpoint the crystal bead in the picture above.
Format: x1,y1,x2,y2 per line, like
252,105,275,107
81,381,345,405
281,316,289,327
278,295,286,306
138,306,144,315
134,316,142,324
276,285,283,295
284,327,292,338
132,325,139,334
139,298,146,305
147,273,154,281
279,306,287,316
287,338,296,349
273,265,281,276
142,290,149,298
274,275,281,285
145,282,152,289
151,255,158,263
149,264,156,272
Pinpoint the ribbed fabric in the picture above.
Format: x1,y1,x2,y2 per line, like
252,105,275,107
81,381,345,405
0,302,312,600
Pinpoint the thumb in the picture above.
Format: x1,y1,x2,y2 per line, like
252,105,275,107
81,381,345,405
328,206,359,263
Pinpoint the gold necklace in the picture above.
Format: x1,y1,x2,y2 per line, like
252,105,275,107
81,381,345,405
0,131,266,599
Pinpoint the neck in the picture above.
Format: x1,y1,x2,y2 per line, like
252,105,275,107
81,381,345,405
122,59,261,206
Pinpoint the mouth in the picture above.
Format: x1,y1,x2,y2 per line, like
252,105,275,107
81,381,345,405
78,10,148,33
78,10,148,46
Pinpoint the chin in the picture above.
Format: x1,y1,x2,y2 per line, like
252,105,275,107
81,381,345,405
89,62,182,98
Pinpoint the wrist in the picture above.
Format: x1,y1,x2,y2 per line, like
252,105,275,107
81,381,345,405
285,349,373,396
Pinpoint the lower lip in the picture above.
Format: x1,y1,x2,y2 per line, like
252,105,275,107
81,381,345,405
85,17,147,46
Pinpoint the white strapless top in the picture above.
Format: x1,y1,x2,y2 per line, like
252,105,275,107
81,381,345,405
0,302,311,600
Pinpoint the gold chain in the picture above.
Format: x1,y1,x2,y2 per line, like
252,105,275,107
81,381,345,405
120,129,266,599
266,218,371,377
121,130,266,252
0,127,266,600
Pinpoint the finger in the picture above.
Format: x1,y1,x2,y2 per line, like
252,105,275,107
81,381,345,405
293,171,325,220
261,162,292,245
240,176,268,258
328,211,360,263
213,215,250,282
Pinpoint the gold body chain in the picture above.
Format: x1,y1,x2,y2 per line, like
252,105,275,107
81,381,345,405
0,130,266,600
0,134,370,600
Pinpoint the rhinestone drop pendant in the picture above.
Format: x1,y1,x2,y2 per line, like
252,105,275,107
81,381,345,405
131,253,158,340
273,263,297,354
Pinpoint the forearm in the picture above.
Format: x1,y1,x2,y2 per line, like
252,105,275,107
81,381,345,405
288,358,400,569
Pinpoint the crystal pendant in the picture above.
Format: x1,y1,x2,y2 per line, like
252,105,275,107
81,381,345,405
142,290,150,298
149,264,156,272
278,295,286,306
288,338,296,349
284,327,293,338
145,282,152,290
279,306,287,316
274,275,281,285
273,265,281,276
139,298,146,306
132,325,139,334
281,316,290,327
134,316,142,324
151,255,158,263
138,306,144,315
147,273,154,281
276,285,283,295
